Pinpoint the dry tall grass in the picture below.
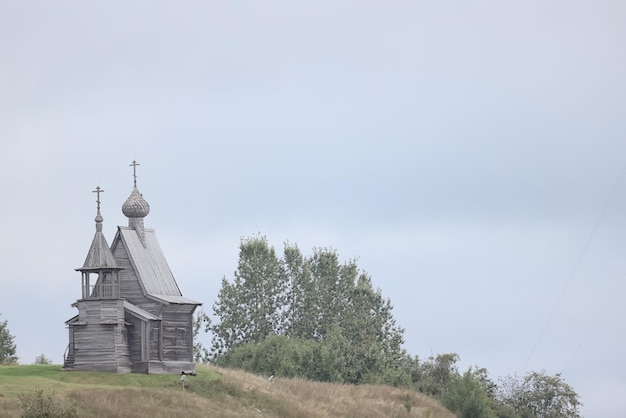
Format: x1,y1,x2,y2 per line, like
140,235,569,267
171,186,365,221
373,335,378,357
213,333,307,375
206,366,455,418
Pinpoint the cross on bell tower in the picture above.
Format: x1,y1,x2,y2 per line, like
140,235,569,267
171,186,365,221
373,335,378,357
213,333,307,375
93,186,104,216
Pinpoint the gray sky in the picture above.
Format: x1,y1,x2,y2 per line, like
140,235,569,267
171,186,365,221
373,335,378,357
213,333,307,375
1,1,625,416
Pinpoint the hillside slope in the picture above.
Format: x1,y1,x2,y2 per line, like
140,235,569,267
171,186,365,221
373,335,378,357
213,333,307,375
0,365,455,418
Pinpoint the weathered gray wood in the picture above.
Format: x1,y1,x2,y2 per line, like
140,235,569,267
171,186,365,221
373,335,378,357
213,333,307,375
65,174,201,374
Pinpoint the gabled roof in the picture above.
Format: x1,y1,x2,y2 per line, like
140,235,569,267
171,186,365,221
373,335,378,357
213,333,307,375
78,230,119,271
113,226,196,299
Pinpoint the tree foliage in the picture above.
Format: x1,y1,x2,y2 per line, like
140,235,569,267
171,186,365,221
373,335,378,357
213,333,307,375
496,371,582,418
211,235,285,356
192,309,211,363
412,353,460,399
211,236,407,385
443,368,496,418
404,354,581,418
0,313,18,365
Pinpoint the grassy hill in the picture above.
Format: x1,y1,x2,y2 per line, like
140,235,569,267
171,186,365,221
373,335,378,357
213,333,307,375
0,365,455,418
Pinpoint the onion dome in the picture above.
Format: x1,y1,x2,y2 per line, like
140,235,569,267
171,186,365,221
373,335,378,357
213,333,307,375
122,187,150,219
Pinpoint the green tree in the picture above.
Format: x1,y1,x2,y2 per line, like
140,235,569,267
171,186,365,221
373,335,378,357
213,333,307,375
416,353,460,399
0,313,18,364
443,368,497,418
306,247,351,340
497,370,581,418
212,235,408,386
211,235,285,356
192,309,211,363
341,272,408,385
282,243,317,340
284,245,408,384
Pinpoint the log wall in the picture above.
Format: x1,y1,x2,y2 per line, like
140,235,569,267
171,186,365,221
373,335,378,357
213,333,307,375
72,299,132,372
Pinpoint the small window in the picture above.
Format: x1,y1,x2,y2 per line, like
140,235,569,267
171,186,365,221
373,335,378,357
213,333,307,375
175,327,188,344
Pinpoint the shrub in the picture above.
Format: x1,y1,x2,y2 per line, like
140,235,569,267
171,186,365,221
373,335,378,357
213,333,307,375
19,388,77,418
34,354,52,365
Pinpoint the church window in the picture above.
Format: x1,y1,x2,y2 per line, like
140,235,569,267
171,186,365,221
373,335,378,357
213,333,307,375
175,327,188,345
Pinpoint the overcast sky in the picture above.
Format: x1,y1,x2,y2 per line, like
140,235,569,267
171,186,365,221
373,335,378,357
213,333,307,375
1,1,625,416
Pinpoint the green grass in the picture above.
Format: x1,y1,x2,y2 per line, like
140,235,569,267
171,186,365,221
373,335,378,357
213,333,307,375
0,364,219,397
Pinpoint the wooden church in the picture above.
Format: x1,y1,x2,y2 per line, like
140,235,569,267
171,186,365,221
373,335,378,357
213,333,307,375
64,161,201,374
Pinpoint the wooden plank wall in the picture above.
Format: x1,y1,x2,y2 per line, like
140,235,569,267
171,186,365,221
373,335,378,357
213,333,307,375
161,305,194,362
113,243,147,306
115,323,132,372
150,322,160,361
126,315,143,363
73,300,132,372
74,324,115,366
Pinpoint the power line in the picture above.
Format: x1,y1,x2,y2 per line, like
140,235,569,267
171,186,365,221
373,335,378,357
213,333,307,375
524,164,626,372
560,271,625,373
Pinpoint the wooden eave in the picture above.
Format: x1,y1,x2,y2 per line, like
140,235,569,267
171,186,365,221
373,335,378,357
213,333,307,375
147,294,201,306
98,319,130,325
74,267,123,272
66,316,88,326
65,314,79,325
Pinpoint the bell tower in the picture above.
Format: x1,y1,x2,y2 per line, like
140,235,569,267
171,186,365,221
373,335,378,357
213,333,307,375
64,186,131,372
78,186,122,299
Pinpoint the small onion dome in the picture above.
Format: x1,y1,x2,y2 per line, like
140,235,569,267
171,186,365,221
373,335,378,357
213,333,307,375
122,187,150,218
95,213,104,231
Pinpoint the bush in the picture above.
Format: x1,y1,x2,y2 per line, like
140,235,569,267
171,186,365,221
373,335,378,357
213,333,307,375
34,354,52,365
19,388,77,418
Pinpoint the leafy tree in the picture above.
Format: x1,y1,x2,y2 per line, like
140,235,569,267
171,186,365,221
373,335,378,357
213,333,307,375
212,236,408,385
211,235,285,356
282,243,317,340
416,353,460,399
341,272,408,385
0,313,18,364
443,368,496,418
308,248,352,340
192,309,211,363
496,370,582,418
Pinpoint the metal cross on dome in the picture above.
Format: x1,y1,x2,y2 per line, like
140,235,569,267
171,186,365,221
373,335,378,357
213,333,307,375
130,160,140,187
92,186,104,214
